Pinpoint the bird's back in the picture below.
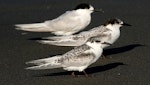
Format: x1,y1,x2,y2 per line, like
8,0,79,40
44,10,91,35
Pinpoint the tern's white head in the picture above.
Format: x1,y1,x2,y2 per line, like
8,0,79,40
104,18,131,30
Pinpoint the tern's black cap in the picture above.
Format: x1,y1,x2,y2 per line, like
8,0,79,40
104,18,121,26
104,18,131,26
74,3,90,10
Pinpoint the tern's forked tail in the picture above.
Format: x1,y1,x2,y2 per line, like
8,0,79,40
25,56,62,70
15,23,51,32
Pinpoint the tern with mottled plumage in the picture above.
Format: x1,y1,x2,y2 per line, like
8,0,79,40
39,18,131,49
26,36,110,77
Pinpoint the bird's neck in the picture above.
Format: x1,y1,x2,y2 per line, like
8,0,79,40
106,24,121,31
86,42,102,51
86,42,103,58
75,9,92,15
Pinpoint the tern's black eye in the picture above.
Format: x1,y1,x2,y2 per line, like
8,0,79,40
95,40,101,43
116,21,120,24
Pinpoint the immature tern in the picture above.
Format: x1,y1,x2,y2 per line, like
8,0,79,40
26,36,110,77
39,18,131,49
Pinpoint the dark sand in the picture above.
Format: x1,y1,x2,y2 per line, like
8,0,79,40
0,0,149,85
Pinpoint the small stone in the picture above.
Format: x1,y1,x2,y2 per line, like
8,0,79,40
117,73,121,75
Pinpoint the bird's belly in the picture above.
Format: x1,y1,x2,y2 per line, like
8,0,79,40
102,31,120,48
110,31,120,43
73,15,91,31
63,66,88,72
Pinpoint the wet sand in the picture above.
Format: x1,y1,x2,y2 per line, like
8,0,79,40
0,0,149,85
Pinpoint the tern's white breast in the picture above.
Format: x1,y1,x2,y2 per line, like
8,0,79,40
86,42,103,62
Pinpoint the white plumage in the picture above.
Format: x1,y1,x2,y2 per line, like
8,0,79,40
26,37,110,75
15,3,103,35
38,18,131,49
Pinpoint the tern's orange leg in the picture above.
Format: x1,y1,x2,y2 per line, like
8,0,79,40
83,70,89,77
71,72,76,77
101,54,107,59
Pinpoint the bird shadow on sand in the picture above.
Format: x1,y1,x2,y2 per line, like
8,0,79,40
30,44,144,77
103,44,145,56
33,62,125,77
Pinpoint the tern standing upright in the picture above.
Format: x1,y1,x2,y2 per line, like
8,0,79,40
26,36,110,77
15,3,103,35
39,18,131,48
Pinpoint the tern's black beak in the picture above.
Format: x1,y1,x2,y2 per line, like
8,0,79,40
102,42,112,45
122,23,132,26
93,9,104,13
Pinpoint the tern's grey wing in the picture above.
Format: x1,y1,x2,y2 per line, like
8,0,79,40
39,26,112,46
63,44,91,58
59,44,95,66
68,26,111,44
59,26,110,42
61,25,111,39
44,11,81,31
76,26,106,38
62,52,95,67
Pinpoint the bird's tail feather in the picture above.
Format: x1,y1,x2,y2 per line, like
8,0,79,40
43,36,74,41
15,23,51,32
37,40,81,46
25,56,62,70
38,35,86,46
